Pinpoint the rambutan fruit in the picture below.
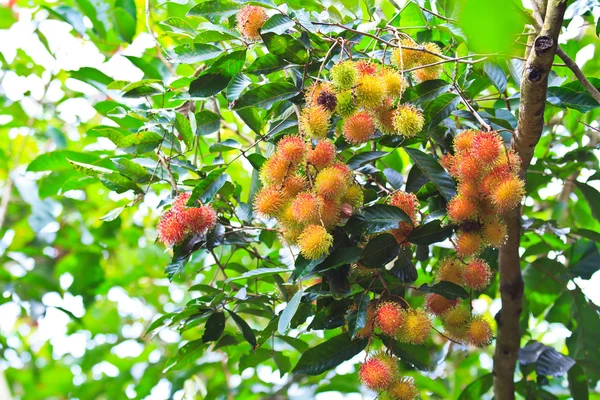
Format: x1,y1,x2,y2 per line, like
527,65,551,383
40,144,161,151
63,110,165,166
180,205,217,235
391,222,414,245
381,68,405,99
466,317,493,347
336,90,357,117
375,301,404,337
280,223,303,245
356,75,386,109
342,184,364,208
413,42,444,82
374,104,398,135
276,136,307,165
391,38,422,70
472,131,503,163
457,180,480,200
305,82,336,109
440,154,458,177
260,155,292,186
381,377,419,400
393,104,424,138
299,106,330,139
307,139,336,170
297,224,333,260
480,164,510,196
319,196,341,228
397,308,431,344
389,191,419,223
447,195,478,222
442,306,471,340
172,192,192,212
491,175,525,213
317,91,338,112
358,352,399,391
236,5,268,40
481,217,507,248
436,257,464,285
463,259,492,291
157,211,187,246
315,167,348,199
456,155,482,182
281,175,308,201
355,59,378,76
330,162,353,182
505,149,522,174
254,187,283,217
453,130,478,155
291,192,323,224
330,61,358,90
425,293,460,316
342,111,376,144
455,230,483,257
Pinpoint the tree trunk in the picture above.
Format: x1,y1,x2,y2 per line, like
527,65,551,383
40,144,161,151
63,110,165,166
492,1,567,399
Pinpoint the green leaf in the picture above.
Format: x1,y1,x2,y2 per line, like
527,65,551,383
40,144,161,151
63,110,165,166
246,153,267,170
278,289,304,334
44,5,86,35
113,158,152,183
422,93,460,131
568,240,600,280
202,312,226,342
172,43,222,64
189,50,246,97
315,246,362,274
187,0,239,24
195,110,221,136
362,233,400,268
233,82,300,110
567,364,589,400
28,150,107,172
245,53,287,75
292,333,368,375
175,113,194,149
261,32,309,64
523,258,568,316
408,220,453,245
114,7,136,43
261,14,295,35
121,80,164,98
226,73,252,102
404,147,456,201
210,139,240,153
347,293,370,338
547,86,600,113
402,80,452,105
347,151,388,170
226,309,257,348
484,62,507,93
70,67,113,92
346,204,411,235
418,281,470,300
382,337,430,371
100,206,126,221
458,373,493,400
575,181,600,222
160,17,196,36
225,267,292,283
188,168,228,204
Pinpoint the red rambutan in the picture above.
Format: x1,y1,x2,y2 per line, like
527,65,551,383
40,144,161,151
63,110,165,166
358,353,399,391
307,139,337,170
462,258,492,291
375,301,404,336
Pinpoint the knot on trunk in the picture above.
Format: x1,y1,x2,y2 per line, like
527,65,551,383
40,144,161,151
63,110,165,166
534,36,554,55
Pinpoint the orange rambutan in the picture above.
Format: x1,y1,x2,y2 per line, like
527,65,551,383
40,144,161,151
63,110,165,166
480,164,510,196
356,75,386,109
381,377,419,400
467,317,493,347
307,139,336,170
259,155,292,186
457,180,480,200
299,106,330,139
331,162,353,182
315,167,348,199
375,301,404,337
425,293,460,316
481,217,507,247
440,154,458,176
393,104,424,138
463,259,492,291
330,61,358,90
456,155,482,182
276,136,307,165
291,192,323,224
157,211,187,246
447,195,478,222
236,5,268,40
342,111,376,144
319,196,342,228
358,352,399,391
389,191,419,223
281,175,308,200
413,42,444,82
456,230,483,257
391,37,422,70
254,187,283,217
472,131,503,163
397,308,431,344
491,175,525,213
297,224,333,260
436,257,464,285
453,130,478,155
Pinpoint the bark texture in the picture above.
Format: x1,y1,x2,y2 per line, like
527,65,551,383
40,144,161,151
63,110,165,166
492,1,567,399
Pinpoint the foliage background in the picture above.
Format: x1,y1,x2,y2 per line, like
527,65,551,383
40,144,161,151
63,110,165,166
0,0,600,399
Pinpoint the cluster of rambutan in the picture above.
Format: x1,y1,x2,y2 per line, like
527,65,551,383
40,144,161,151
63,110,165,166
441,130,525,257
391,37,445,82
358,351,418,400
254,136,364,260
157,192,217,246
299,58,426,144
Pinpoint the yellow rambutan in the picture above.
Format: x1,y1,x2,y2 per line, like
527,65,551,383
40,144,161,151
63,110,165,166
307,139,336,170
425,293,460,316
381,377,419,400
456,230,483,257
463,258,492,291
393,104,424,138
319,196,341,229
491,175,525,213
342,184,364,208
375,301,404,337
389,191,419,223
481,217,507,248
381,68,405,99
336,90,356,117
397,308,431,344
259,155,293,186
453,129,478,155
413,42,444,82
436,257,464,285
315,167,348,199
276,135,307,165
358,352,399,391
447,195,478,222
291,192,323,224
466,317,493,347
330,60,358,90
254,187,283,217
297,224,333,260
442,306,471,340
299,106,330,139
356,75,386,109
330,162,353,182
342,111,376,144
391,37,422,70
280,223,303,245
480,164,510,197
236,5,268,40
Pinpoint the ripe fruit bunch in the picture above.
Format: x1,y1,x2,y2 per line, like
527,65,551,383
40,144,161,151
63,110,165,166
157,192,217,246
299,58,426,143
372,301,432,345
441,129,525,257
391,37,445,82
358,352,418,399
254,136,364,260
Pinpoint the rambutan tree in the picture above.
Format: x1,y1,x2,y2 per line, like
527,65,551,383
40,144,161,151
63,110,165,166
1,0,600,399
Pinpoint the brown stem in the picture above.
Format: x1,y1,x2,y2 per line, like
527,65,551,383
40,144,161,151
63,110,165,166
492,1,566,399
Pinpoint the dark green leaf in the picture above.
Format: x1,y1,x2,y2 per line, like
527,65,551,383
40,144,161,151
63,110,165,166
172,43,222,64
261,32,309,64
261,14,295,35
233,82,300,110
226,73,252,102
210,139,240,153
418,281,469,300
195,110,221,136
404,147,456,200
547,86,600,113
402,79,452,105
187,168,228,204
346,204,411,235
226,309,257,348
292,333,368,375
568,364,589,400
189,50,246,97
362,233,400,268
422,93,460,131
202,312,226,342
484,62,507,93
187,0,239,23
382,337,430,371
408,220,453,245
315,246,362,273
246,53,287,75
225,267,292,283
347,293,370,338
114,7,136,43
575,181,600,222
347,151,388,170
175,113,194,149
458,373,493,400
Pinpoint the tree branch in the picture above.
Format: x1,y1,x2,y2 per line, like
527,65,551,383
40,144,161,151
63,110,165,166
492,1,567,399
